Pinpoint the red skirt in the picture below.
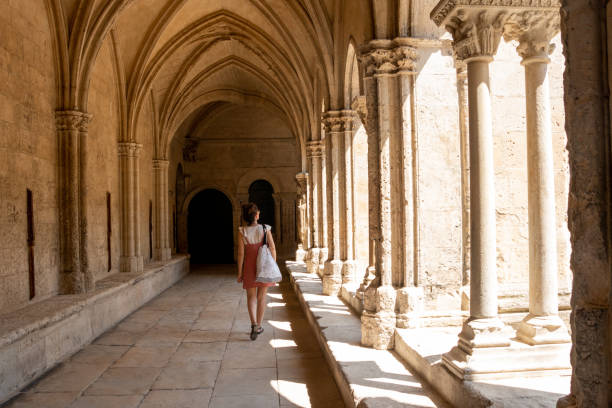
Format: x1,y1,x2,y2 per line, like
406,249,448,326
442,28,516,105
242,241,275,289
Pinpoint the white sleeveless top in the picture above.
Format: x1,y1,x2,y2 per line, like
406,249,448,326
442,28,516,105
239,224,271,245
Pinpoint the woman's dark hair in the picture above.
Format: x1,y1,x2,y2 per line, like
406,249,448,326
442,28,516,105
242,202,259,225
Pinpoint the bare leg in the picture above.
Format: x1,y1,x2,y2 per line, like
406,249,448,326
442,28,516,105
256,286,268,326
246,288,257,325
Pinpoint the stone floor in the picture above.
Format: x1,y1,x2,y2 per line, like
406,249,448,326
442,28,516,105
2,265,345,408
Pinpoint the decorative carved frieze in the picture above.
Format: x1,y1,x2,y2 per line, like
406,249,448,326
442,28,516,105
503,10,559,60
430,0,560,27
306,140,324,158
118,142,142,157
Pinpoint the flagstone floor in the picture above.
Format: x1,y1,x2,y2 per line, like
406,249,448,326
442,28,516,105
3,265,345,408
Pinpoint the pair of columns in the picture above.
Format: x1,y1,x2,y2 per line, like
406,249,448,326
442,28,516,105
357,39,424,349
305,139,327,276
295,172,309,262
431,1,569,377
321,110,359,295
119,151,171,268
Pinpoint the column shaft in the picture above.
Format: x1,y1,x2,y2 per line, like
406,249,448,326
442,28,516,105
467,58,498,319
119,142,143,272
153,159,171,261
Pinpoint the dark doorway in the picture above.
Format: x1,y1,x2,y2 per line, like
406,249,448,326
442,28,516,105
188,189,234,264
248,180,275,229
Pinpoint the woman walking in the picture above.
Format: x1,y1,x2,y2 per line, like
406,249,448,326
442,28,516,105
237,203,277,340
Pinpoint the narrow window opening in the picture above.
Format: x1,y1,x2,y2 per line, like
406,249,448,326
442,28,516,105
106,192,111,272
26,189,35,300
149,200,153,259
173,209,177,252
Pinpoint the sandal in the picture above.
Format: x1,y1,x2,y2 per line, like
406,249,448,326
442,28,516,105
250,324,258,341
256,326,264,335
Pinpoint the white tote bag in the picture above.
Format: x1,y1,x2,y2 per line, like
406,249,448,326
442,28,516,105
256,225,282,283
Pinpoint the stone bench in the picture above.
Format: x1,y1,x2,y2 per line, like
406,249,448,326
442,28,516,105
0,256,189,404
285,261,447,408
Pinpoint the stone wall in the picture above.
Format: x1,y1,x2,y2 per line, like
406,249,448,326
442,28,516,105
86,37,121,281
0,0,59,313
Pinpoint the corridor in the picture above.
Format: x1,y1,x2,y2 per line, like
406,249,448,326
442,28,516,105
3,266,343,408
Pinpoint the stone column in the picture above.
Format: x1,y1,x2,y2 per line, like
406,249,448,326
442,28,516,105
306,141,323,274
153,159,171,261
431,5,512,376
395,42,424,328
322,111,345,295
273,193,282,243
504,11,569,345
295,172,309,262
341,111,357,287
455,59,471,309
118,142,144,272
56,110,94,294
319,135,329,275
358,43,400,349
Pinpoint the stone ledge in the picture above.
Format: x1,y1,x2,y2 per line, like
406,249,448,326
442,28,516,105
0,256,189,404
285,261,449,408
394,326,571,407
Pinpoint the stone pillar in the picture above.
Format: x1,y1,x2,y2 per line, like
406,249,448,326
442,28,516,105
431,5,512,376
395,41,424,328
153,159,171,261
504,11,570,345
322,111,345,295
306,141,323,274
455,59,471,309
56,110,94,294
118,142,144,272
273,193,282,243
319,135,329,276
341,111,358,287
358,43,401,349
295,172,309,262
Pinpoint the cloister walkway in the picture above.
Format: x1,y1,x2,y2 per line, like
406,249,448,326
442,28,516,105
4,265,346,408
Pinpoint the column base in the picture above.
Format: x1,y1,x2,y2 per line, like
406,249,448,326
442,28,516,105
356,266,376,300
341,260,357,285
556,394,576,408
443,339,571,381
517,314,571,345
361,285,397,349
318,248,328,277
396,286,424,329
306,248,320,274
322,260,343,295
295,245,308,263
120,256,144,273
153,248,172,262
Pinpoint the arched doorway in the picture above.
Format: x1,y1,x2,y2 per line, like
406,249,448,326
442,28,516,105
187,189,234,264
248,180,275,229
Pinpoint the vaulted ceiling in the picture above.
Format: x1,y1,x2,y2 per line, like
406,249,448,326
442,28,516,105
47,0,373,162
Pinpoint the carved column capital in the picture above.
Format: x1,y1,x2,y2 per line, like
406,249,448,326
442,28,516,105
322,111,345,133
153,159,169,170
55,110,91,132
306,140,324,158
503,10,560,61
351,96,368,127
296,172,308,192
430,0,560,61
118,142,142,157
359,41,417,77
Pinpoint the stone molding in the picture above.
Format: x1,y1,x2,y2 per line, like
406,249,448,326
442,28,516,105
306,140,324,158
117,142,142,157
295,172,308,192
55,110,91,132
503,10,559,60
359,41,418,77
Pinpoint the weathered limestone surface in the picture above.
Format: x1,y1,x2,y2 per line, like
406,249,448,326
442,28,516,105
0,256,189,404
558,1,611,407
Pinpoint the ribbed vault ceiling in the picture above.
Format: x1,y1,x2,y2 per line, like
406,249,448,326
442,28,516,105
52,0,372,161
